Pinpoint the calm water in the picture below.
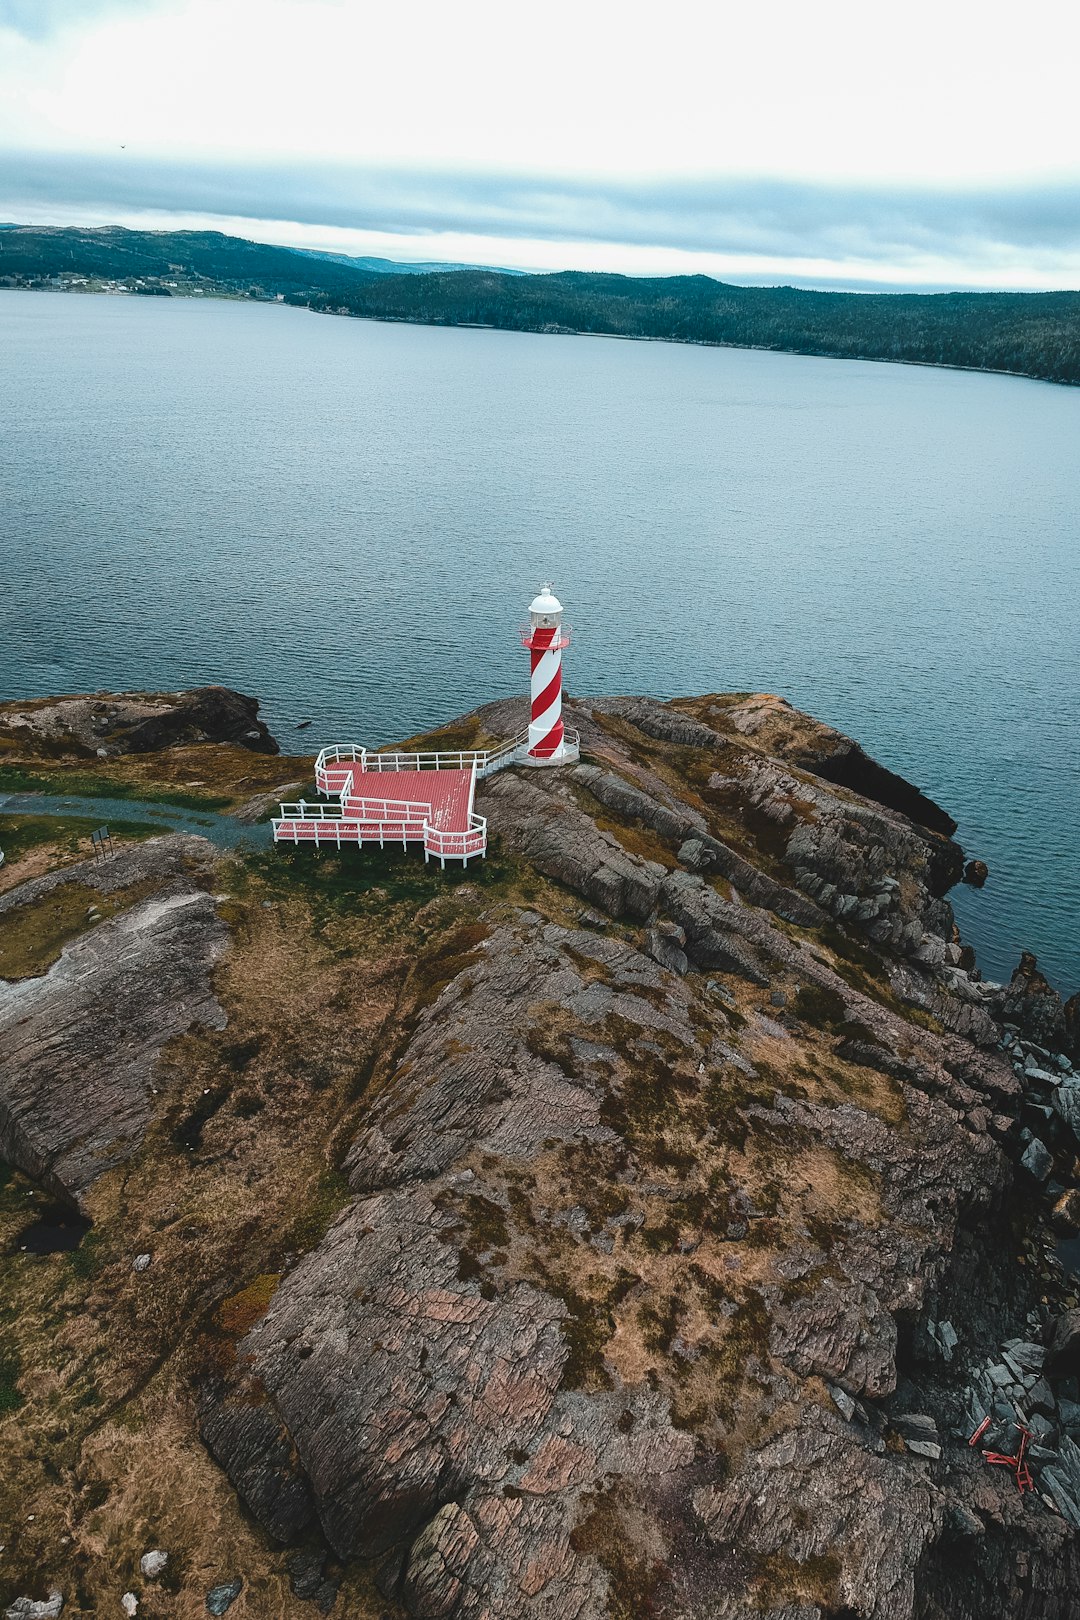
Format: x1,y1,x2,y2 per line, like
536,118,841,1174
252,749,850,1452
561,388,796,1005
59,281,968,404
1,291,1077,992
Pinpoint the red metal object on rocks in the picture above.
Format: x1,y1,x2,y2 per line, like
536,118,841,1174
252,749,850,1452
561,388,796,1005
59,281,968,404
976,1422,1035,1495
272,756,486,866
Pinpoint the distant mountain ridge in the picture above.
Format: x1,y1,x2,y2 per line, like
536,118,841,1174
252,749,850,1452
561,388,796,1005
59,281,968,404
289,245,526,276
0,224,522,293
2,224,1078,385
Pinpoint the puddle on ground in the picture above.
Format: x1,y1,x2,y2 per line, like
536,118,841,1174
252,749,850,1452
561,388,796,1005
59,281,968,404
15,1205,92,1254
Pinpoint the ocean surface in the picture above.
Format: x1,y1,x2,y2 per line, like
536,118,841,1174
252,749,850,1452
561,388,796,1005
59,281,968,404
1,290,1077,993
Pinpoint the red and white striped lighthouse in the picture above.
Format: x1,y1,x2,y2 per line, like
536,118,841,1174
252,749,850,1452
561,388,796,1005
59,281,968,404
522,583,571,763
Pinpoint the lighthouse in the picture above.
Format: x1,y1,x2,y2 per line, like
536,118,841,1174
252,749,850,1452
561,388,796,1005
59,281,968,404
522,583,573,764
272,581,580,866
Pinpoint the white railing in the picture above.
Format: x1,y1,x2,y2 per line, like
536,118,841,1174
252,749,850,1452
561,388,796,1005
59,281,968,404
315,743,365,768
364,747,490,773
314,745,364,796
519,623,572,650
286,725,582,867
277,799,346,820
314,727,580,787
474,728,529,778
476,727,581,775
423,813,487,867
316,741,489,788
272,802,487,863
278,796,430,822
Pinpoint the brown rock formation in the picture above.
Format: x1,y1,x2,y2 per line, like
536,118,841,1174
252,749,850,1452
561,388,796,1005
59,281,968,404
0,836,227,1205
0,685,278,759
195,693,1078,1618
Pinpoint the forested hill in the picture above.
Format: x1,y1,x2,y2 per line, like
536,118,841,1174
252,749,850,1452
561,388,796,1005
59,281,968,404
299,269,1080,385
3,224,1079,385
0,224,389,299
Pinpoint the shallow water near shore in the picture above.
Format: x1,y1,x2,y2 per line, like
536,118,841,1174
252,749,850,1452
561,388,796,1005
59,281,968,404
1,290,1078,990
0,790,270,849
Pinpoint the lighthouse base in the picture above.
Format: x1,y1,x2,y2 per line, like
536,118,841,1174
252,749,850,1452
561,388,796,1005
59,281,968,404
523,738,580,769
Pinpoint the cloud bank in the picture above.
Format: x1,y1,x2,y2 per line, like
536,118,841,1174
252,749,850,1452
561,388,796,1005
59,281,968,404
3,151,1079,291
1,0,1078,289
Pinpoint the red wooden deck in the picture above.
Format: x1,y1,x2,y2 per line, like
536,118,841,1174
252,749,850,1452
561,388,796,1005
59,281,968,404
274,764,482,859
337,768,475,833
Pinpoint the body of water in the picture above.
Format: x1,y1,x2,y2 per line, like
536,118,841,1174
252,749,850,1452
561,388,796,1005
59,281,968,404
1,291,1077,991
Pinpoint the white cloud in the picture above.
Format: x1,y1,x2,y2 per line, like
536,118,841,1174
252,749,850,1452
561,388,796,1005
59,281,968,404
3,0,1080,183
1,0,1079,285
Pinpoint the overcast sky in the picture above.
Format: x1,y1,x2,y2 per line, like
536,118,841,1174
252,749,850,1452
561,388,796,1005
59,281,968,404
2,0,1079,289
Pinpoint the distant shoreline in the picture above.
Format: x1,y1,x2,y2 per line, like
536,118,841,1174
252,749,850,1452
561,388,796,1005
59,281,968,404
3,281,1072,391
4,224,1078,387
312,301,1069,388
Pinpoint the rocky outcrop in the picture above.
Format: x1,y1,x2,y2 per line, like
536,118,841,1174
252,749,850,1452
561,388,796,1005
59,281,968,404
482,771,665,922
201,685,1067,1620
699,690,959,837
986,952,1076,1060
0,685,278,758
0,836,227,1205
5,686,1079,1620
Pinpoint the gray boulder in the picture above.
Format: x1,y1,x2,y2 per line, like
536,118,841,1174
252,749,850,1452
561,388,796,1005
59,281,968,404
205,1582,242,1617
1020,1137,1053,1182
0,837,227,1205
5,1596,63,1620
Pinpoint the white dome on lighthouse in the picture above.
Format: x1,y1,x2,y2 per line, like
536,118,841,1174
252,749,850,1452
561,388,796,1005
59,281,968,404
529,583,563,616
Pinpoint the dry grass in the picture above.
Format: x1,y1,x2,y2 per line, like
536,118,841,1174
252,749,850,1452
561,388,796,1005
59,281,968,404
0,876,160,981
0,844,424,1612
0,696,960,1613
0,821,577,1610
0,816,160,896
0,742,314,812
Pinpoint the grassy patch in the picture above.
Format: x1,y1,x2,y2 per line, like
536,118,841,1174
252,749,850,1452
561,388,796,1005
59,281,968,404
67,1226,106,1281
0,879,158,981
749,1549,841,1610
239,841,527,918
410,920,491,1006
291,1168,352,1252
170,1084,230,1152
460,1193,510,1252
558,1283,618,1389
818,921,887,981
793,984,848,1029
0,1343,23,1413
391,717,490,754
217,1273,281,1337
569,1484,669,1620
0,812,160,867
0,763,232,810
